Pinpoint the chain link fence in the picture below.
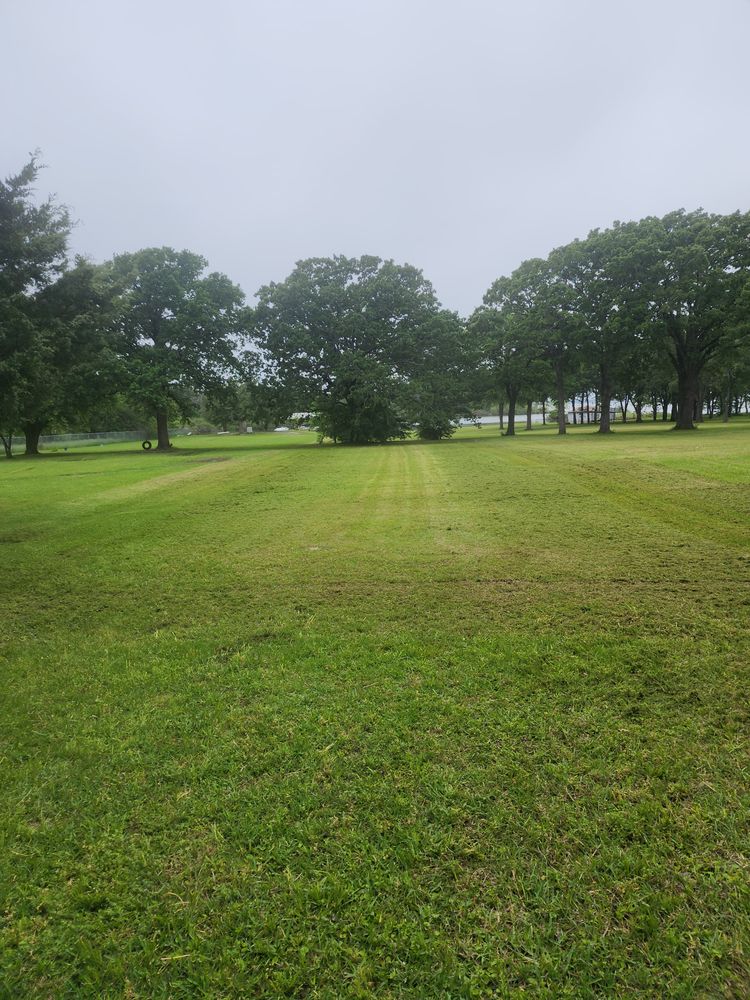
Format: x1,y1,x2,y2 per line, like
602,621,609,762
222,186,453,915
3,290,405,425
9,428,194,450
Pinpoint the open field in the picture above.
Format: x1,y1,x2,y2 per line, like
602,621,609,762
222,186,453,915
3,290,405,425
2,423,750,997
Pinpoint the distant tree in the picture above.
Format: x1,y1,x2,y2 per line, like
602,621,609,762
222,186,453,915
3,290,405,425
635,210,750,429
254,255,443,444
0,306,33,458
535,252,585,435
0,155,70,297
107,248,246,450
0,155,70,457
204,379,253,431
706,273,750,422
17,259,118,454
557,225,654,433
245,380,297,430
482,256,579,435
470,290,538,437
74,393,150,434
476,211,750,434
204,371,298,431
618,331,662,423
402,310,473,439
316,353,410,443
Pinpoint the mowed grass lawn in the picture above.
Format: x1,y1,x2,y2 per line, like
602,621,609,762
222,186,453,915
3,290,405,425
1,422,749,998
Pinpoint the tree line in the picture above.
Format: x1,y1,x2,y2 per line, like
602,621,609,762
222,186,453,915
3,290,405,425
2,156,749,457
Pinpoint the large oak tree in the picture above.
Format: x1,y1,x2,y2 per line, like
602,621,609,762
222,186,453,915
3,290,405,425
254,255,450,443
638,209,750,430
107,248,246,450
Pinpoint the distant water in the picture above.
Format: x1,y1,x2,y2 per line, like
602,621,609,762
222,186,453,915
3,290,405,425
460,414,547,426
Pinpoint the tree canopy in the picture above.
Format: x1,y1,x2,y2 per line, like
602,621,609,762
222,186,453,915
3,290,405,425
254,255,467,443
0,156,71,456
2,154,750,455
106,248,247,450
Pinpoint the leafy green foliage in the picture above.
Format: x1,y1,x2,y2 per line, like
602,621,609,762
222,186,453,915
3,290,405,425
106,248,247,448
478,256,580,434
254,255,458,443
404,310,474,439
477,210,750,431
630,209,750,428
0,154,70,299
17,259,119,451
0,156,71,455
312,352,410,443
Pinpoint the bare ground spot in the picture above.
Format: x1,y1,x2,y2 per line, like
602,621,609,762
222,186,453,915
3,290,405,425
0,531,37,544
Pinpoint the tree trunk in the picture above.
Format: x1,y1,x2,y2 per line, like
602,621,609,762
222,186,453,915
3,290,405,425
598,382,612,434
23,422,44,456
555,360,566,435
651,395,658,421
619,399,628,423
722,382,731,423
526,399,533,431
505,389,518,436
541,400,546,425
571,398,577,425
156,408,171,450
1,433,12,459
670,392,680,424
498,395,504,432
674,375,697,430
634,399,643,423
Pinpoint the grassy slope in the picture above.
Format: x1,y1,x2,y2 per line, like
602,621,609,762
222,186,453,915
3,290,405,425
1,423,749,998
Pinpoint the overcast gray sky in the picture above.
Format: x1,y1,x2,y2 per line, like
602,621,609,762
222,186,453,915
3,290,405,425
4,0,750,315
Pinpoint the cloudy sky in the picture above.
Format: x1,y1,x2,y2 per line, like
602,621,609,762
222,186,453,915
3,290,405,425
4,0,750,315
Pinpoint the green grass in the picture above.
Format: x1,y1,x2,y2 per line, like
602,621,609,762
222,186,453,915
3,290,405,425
2,421,749,998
